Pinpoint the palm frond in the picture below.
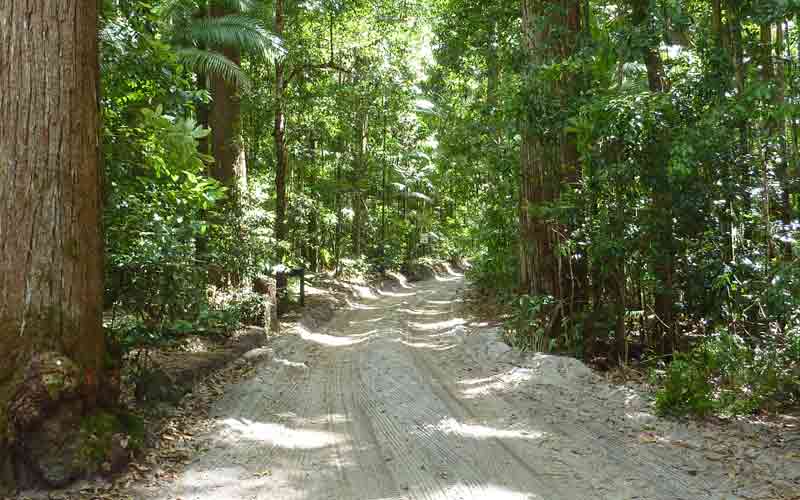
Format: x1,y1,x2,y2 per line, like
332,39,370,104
190,14,284,60
175,47,253,91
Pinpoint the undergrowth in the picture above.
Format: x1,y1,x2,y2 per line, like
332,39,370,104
651,329,800,417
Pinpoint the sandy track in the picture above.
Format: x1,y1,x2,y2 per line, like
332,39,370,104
132,272,787,500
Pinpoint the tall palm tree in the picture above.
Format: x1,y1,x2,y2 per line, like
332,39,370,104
163,0,281,194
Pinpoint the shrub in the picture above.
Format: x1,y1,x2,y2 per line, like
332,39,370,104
503,295,555,352
653,329,800,417
338,256,371,279
653,353,716,417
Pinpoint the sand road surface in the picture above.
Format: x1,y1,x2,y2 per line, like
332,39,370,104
132,271,796,500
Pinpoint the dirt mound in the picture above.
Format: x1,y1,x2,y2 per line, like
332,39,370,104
134,328,267,404
458,327,594,390
518,353,594,386
402,261,437,282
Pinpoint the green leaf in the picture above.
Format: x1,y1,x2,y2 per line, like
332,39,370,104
175,47,252,91
189,14,283,61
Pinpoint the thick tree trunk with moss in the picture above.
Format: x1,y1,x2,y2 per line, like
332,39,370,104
0,1,108,490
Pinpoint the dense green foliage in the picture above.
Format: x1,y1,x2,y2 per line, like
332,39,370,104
424,0,800,415
99,0,798,416
100,0,448,347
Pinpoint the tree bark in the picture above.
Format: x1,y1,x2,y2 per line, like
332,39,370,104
209,3,247,196
519,0,580,348
274,0,289,263
726,1,752,227
195,2,211,158
519,0,560,300
351,105,369,257
0,0,106,488
774,21,792,259
711,0,736,264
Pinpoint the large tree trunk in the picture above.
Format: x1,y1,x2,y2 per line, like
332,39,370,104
519,0,580,349
274,0,289,262
519,0,560,300
209,4,247,196
0,1,108,489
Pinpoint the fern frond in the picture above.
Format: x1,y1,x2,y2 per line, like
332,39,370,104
175,47,253,91
190,14,283,60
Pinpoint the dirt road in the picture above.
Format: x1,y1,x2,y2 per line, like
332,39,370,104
133,271,796,500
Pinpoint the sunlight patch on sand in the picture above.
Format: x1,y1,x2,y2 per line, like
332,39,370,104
432,417,546,441
218,418,343,449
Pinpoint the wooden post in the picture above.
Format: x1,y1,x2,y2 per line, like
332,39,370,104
253,276,279,333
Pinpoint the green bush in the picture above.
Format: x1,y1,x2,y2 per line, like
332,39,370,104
338,256,371,279
503,295,555,352
653,329,800,417
104,106,225,327
654,354,716,417
207,287,268,328
466,250,517,293
107,288,255,358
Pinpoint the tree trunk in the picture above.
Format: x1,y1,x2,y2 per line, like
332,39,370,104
519,0,580,349
774,21,792,259
727,1,751,243
0,1,107,488
380,101,388,262
759,22,779,267
274,0,289,264
209,4,247,196
519,0,560,300
561,0,582,328
613,259,627,363
335,159,343,272
631,0,676,356
711,0,736,264
351,106,368,257
195,2,211,159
